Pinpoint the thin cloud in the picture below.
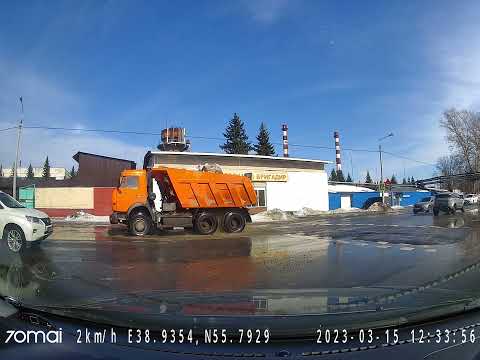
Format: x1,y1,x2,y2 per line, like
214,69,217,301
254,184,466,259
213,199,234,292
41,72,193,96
241,0,291,24
0,61,149,169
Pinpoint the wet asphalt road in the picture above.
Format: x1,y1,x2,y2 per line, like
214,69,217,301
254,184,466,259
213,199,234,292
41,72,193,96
3,208,480,313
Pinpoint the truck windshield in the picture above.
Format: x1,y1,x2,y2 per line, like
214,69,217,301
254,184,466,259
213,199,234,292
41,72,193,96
119,176,138,188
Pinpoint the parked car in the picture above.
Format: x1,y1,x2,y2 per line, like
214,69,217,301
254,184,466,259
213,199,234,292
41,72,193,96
413,196,433,214
0,191,52,253
433,193,465,216
464,193,478,205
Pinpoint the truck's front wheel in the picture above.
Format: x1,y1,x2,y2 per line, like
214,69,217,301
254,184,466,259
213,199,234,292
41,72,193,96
129,212,152,236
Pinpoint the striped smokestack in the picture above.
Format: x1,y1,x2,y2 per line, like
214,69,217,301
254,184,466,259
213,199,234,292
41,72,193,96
282,124,289,157
334,131,342,171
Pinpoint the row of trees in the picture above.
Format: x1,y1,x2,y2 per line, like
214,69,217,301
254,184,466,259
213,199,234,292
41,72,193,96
0,157,77,179
329,169,352,182
329,169,416,185
221,113,275,156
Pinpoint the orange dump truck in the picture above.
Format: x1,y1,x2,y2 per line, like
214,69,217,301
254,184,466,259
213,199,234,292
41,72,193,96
110,166,257,235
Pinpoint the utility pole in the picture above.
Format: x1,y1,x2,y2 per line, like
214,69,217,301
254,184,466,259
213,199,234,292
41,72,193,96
378,132,393,205
349,150,354,182
379,144,384,203
13,97,24,199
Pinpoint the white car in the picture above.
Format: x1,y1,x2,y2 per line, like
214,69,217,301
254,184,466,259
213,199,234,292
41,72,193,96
0,191,53,253
464,194,478,205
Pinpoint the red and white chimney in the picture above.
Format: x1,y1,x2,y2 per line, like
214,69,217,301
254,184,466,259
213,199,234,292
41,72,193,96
282,124,289,157
334,131,342,171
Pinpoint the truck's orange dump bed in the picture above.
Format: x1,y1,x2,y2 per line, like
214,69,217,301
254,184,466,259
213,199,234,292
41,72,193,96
153,167,257,209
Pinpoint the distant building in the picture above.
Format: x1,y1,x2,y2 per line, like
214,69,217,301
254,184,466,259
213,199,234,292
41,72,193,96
1,167,67,180
73,152,136,187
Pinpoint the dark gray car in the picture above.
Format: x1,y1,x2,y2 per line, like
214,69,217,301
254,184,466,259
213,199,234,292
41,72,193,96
413,196,433,214
433,193,465,215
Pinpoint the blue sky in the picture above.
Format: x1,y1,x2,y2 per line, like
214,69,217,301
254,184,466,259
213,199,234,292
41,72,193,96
1,0,480,181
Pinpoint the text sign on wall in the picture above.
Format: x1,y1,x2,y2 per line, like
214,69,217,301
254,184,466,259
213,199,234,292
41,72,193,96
251,172,288,182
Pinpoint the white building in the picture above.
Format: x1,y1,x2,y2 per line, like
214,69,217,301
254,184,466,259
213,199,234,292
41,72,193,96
1,167,68,180
144,151,331,212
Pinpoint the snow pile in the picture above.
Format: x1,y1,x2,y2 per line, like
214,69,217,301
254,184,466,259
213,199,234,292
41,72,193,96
293,207,326,216
367,202,392,212
330,207,363,214
251,209,292,222
63,211,110,223
196,163,223,173
251,207,364,222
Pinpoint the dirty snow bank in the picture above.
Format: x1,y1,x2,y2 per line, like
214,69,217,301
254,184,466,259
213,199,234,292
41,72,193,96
58,211,110,223
251,207,365,222
366,202,393,212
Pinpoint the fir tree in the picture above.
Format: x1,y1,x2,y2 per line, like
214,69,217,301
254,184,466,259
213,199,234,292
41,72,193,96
346,173,353,182
42,156,51,179
391,174,397,184
336,169,345,182
329,169,337,181
26,164,35,179
220,113,252,154
70,166,76,178
402,177,407,185
253,122,275,156
0,164,3,177
365,171,373,183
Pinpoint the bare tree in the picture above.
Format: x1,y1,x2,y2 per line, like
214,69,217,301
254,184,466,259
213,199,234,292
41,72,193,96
440,109,480,172
436,154,464,191
439,109,480,192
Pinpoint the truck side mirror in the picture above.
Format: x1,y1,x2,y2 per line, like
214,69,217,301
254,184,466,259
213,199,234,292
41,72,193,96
148,193,156,201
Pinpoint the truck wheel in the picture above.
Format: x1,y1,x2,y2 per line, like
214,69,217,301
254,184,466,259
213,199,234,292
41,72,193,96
3,225,26,253
223,211,246,233
194,212,218,235
129,212,152,236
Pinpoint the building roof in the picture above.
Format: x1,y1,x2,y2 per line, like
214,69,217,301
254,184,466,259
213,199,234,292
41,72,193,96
146,151,331,164
329,184,375,193
73,151,136,165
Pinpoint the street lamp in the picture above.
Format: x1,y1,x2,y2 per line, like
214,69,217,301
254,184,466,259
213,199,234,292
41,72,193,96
378,132,394,204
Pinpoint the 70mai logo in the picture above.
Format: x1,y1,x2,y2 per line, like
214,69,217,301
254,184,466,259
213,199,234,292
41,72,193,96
4,329,63,344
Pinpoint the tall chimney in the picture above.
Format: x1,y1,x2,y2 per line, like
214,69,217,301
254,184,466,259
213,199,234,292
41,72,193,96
334,131,342,171
282,124,289,157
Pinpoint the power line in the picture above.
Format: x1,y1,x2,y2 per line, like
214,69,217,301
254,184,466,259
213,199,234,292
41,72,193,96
382,150,436,167
19,124,435,166
22,125,377,152
23,125,162,136
0,126,17,132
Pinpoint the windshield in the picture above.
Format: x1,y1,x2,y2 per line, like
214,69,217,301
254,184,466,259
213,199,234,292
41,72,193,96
3,0,480,347
0,192,25,208
119,176,138,188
